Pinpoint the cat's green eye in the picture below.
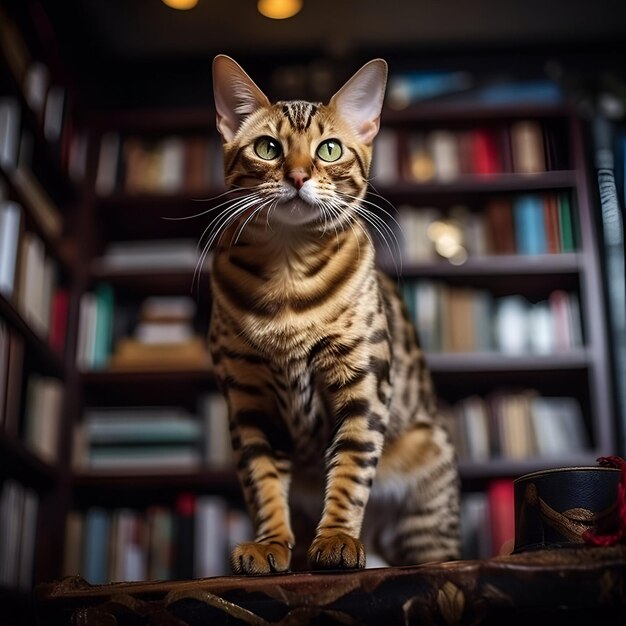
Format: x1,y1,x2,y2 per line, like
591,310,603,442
254,136,282,160
316,139,343,162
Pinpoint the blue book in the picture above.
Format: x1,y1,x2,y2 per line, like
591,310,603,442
83,508,111,584
513,195,546,255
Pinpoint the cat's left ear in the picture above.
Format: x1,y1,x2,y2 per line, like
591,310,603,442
329,59,388,144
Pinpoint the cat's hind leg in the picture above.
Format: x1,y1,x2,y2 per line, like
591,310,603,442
370,422,461,565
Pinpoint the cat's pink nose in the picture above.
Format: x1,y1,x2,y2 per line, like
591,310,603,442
288,170,309,190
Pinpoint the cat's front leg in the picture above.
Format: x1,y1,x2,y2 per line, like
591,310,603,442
225,396,295,575
308,375,390,570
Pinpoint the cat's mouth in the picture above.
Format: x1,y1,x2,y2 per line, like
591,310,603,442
272,197,320,226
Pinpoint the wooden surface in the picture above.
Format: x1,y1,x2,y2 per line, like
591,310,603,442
36,546,626,625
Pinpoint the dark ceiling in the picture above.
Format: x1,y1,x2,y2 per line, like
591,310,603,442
19,0,626,108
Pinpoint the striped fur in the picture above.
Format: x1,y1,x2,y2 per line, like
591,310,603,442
210,56,460,574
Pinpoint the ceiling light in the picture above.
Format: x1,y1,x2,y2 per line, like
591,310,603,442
258,0,302,20
161,0,198,10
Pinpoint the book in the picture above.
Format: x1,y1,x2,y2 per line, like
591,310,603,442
558,193,576,252
471,129,501,175
146,506,173,580
22,375,63,463
17,488,38,591
92,283,115,370
0,98,21,171
461,493,491,559
200,393,233,467
194,496,228,577
510,120,546,174
3,332,24,436
174,494,195,579
83,508,111,584
0,321,9,430
0,201,22,296
428,130,459,181
62,511,84,577
108,336,211,371
513,194,546,255
22,62,50,121
488,479,515,556
494,295,530,354
543,194,561,253
485,198,515,255
49,287,69,355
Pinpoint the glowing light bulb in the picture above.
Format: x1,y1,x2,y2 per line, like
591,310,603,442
162,0,198,10
258,0,302,20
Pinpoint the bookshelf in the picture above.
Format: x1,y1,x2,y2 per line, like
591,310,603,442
0,2,619,600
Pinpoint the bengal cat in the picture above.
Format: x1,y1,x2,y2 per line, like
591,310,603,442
208,55,460,574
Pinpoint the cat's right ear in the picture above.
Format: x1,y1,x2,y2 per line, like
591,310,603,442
212,55,270,142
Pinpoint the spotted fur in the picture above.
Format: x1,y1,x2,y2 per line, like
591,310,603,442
209,55,460,574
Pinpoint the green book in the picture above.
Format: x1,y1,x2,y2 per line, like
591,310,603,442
92,283,114,370
558,193,576,252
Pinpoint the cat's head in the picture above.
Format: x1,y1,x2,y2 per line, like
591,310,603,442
212,55,387,230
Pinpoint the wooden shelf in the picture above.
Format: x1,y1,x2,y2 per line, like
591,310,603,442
391,252,582,278
72,468,240,507
0,435,60,491
426,350,589,373
375,170,577,200
0,293,65,379
81,368,217,408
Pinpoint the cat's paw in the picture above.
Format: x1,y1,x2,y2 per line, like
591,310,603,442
307,533,366,570
230,541,292,575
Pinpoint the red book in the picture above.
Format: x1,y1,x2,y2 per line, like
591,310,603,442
488,479,516,556
49,288,69,356
543,194,561,254
472,129,501,175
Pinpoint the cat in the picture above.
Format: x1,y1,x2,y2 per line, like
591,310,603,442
208,54,460,574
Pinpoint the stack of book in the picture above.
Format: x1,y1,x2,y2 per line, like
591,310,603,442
445,392,589,462
74,393,232,472
0,479,39,591
75,407,204,473
63,495,251,583
108,296,211,371
397,191,576,264
95,133,223,196
404,281,582,354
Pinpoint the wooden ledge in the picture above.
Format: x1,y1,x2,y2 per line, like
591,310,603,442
36,546,626,625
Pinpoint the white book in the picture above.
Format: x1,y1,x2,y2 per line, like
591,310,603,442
194,496,228,578
201,393,232,467
461,396,490,461
0,98,21,171
135,321,194,345
528,301,553,354
0,201,22,296
428,130,459,182
494,295,530,354
34,378,63,463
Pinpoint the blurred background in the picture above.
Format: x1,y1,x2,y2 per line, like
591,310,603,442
0,0,626,617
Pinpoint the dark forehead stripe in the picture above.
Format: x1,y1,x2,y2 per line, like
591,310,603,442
279,100,320,132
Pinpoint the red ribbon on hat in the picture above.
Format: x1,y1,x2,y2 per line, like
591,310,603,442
583,456,626,546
